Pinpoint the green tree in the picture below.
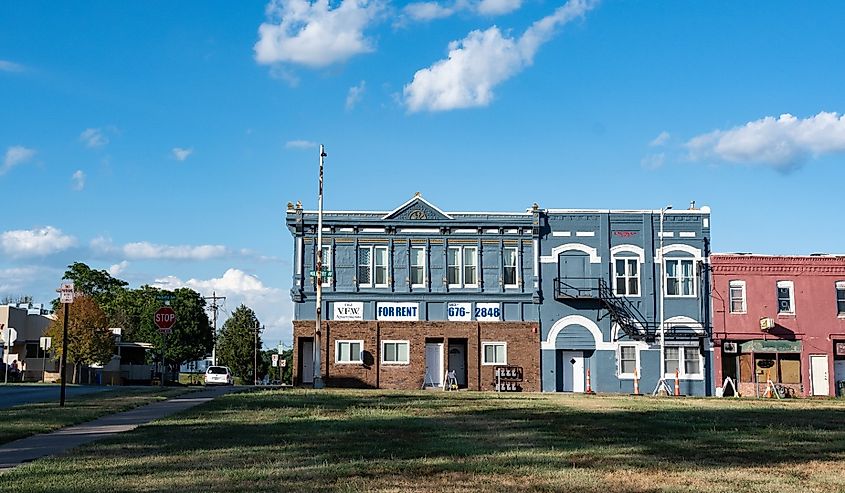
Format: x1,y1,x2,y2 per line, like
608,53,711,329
53,262,128,313
46,295,114,383
117,286,213,378
217,305,262,383
263,347,292,384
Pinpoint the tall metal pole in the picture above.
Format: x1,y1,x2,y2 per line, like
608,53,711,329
254,322,259,385
658,205,672,388
60,304,69,406
313,145,326,389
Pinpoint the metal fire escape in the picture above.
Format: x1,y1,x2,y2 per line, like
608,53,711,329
553,277,707,342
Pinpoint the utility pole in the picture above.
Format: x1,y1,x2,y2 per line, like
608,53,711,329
254,322,261,385
204,291,226,366
313,144,326,389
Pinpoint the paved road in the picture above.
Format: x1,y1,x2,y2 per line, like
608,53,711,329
0,385,114,409
0,386,238,472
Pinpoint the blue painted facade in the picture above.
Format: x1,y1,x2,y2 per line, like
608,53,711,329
537,208,713,396
286,195,713,395
287,195,537,324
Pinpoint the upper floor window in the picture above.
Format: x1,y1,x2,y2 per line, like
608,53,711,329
836,281,845,316
729,280,746,313
410,247,426,288
777,280,795,314
665,258,695,297
448,246,478,288
358,246,388,288
614,258,640,296
503,247,518,288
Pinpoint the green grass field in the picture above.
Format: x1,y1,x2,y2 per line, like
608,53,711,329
0,386,189,446
3,390,845,492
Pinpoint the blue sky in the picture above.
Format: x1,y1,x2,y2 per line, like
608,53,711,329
2,1,845,345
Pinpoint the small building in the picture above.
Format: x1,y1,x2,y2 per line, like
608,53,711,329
287,194,540,391
711,254,845,397
0,303,56,381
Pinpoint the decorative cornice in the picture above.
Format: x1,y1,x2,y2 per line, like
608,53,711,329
712,255,845,275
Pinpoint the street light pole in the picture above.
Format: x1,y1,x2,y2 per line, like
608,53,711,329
653,205,672,395
313,145,326,389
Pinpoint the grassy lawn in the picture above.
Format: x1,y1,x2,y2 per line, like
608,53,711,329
3,390,845,492
0,386,190,445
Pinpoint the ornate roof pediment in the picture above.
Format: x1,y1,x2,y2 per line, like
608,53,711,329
382,193,452,221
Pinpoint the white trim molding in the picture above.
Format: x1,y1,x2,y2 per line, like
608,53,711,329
540,243,602,264
382,194,454,220
542,315,615,350
655,243,702,263
662,315,706,336
552,231,572,237
610,244,645,264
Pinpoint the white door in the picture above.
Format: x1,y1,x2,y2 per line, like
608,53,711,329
448,345,466,386
561,351,585,393
834,360,845,396
425,343,444,387
300,340,314,384
810,355,829,396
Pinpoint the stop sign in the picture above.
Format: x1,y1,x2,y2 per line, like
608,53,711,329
154,306,176,333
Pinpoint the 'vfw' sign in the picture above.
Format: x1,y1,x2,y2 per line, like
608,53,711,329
334,302,364,320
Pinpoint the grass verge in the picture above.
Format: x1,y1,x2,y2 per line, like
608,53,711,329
0,386,190,445
3,390,845,492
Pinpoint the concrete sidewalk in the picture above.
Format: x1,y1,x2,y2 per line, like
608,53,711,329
0,386,238,472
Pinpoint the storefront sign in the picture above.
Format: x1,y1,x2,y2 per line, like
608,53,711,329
739,340,801,353
376,302,419,321
334,302,364,321
835,342,845,356
447,302,472,321
475,303,501,321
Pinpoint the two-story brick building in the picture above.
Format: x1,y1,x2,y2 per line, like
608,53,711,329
287,194,714,395
711,254,845,397
287,194,540,391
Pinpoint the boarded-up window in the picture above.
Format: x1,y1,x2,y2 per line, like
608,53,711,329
739,353,754,383
779,354,801,384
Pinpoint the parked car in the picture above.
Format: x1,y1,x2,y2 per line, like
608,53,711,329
204,366,233,386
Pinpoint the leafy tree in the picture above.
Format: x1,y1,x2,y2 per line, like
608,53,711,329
46,295,114,383
53,262,128,312
217,305,262,383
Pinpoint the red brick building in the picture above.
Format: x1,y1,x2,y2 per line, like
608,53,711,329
711,254,845,397
292,321,540,391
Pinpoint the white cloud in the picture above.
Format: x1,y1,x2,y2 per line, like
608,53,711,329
91,237,229,261
650,131,670,147
254,0,384,68
640,153,666,170
71,170,86,191
686,112,845,170
0,226,76,257
0,60,24,72
108,261,130,276
400,0,521,24
476,0,521,15
172,147,193,161
404,0,596,112
402,1,456,21
285,139,318,149
346,80,366,110
80,128,109,148
2,146,36,175
152,269,292,345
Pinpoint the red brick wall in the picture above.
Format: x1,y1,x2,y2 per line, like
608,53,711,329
293,320,539,391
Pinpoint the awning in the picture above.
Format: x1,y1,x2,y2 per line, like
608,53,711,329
740,340,802,353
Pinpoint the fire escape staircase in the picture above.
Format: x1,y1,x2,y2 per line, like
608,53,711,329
553,277,655,342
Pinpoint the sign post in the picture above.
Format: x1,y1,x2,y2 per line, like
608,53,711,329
40,336,52,383
154,306,176,387
59,282,74,406
2,325,18,384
